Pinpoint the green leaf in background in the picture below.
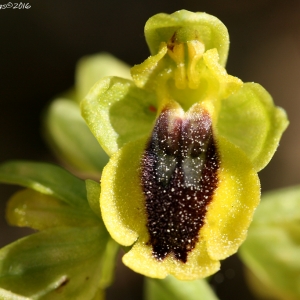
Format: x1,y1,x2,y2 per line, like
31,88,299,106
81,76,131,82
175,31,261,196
43,53,131,176
98,238,119,289
85,178,119,289
44,98,109,177
81,76,157,156
0,226,106,299
0,160,119,299
145,276,219,300
6,189,99,230
0,161,90,210
76,52,131,102
239,186,300,300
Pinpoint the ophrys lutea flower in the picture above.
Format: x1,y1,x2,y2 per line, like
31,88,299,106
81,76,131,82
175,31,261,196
81,10,288,280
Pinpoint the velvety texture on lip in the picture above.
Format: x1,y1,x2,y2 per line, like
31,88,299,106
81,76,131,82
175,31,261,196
141,107,219,263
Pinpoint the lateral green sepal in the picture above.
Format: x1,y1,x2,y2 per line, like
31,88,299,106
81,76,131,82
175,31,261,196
81,76,157,156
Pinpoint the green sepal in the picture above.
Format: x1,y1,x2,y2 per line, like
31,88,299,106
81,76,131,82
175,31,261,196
76,52,131,102
145,276,219,300
239,186,300,299
0,226,107,299
81,76,157,156
145,10,229,66
6,189,99,230
0,161,90,210
44,98,109,176
217,83,289,171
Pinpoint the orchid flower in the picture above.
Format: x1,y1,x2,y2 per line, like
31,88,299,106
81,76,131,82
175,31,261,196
0,9,289,300
81,10,288,280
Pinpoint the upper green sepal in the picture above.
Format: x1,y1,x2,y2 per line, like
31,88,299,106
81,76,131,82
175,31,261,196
145,10,229,66
131,11,239,111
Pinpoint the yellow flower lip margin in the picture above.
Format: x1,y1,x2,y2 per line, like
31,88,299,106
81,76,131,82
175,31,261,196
80,10,289,280
100,101,260,280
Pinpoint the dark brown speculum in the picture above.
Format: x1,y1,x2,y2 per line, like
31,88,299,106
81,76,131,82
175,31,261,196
141,106,220,263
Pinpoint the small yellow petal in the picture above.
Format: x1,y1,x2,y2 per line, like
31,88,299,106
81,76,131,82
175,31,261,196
203,49,243,99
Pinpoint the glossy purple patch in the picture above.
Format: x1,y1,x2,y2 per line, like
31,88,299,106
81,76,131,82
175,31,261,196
141,107,220,263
